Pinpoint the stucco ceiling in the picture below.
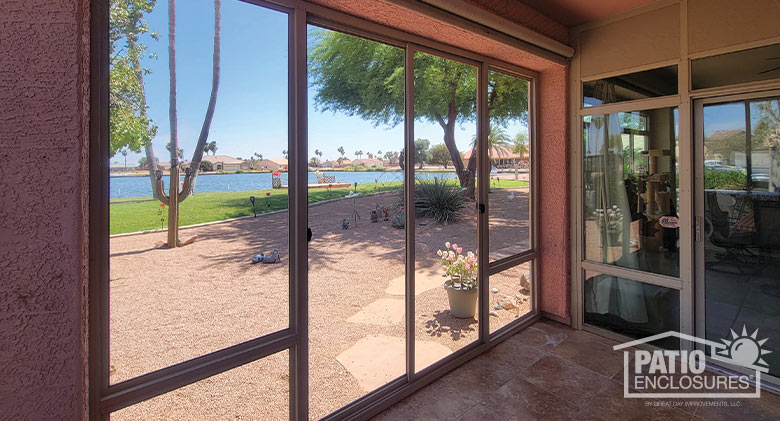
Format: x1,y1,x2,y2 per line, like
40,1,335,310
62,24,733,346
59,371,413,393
512,0,659,27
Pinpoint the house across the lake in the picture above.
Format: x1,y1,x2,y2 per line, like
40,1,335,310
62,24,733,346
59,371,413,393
256,158,289,170
201,155,244,171
463,146,528,169
109,162,131,173
351,158,383,167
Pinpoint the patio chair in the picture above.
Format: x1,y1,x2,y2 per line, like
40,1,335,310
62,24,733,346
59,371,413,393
704,191,756,273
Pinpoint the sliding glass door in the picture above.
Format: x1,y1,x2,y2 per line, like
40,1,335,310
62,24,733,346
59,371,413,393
413,50,480,371
581,105,682,345
695,91,780,382
306,26,407,418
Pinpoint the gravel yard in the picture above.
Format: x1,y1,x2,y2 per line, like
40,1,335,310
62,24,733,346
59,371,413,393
110,188,531,420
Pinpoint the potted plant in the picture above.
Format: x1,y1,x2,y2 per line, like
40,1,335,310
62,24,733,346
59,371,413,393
437,242,478,318
594,205,624,245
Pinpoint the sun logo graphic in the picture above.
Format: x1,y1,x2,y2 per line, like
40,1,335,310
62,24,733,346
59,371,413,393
613,326,772,398
713,325,772,373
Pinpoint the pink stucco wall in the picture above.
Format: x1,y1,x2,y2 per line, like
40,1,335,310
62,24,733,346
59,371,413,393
0,0,90,419
537,67,570,322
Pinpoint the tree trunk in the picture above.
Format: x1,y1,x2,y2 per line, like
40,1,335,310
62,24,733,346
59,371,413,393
167,0,179,247
437,107,476,200
126,30,159,199
180,0,221,202
462,154,477,199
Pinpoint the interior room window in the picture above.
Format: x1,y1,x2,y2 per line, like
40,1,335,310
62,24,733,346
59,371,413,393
584,271,680,349
692,43,780,90
583,107,680,277
583,65,678,107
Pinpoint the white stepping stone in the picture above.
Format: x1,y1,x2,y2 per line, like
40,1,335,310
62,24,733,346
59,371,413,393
491,244,530,261
385,267,444,296
346,298,404,326
337,335,452,392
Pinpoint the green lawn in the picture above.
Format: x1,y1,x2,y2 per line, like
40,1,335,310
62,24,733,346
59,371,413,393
110,179,528,235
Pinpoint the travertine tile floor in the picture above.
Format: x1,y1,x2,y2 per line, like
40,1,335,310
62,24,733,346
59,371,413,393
372,320,780,420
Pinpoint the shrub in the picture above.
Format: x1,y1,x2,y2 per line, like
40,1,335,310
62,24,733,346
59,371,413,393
414,177,466,224
705,168,746,190
199,160,214,172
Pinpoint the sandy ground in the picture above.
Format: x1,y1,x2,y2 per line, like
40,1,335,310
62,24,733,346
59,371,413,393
110,188,531,420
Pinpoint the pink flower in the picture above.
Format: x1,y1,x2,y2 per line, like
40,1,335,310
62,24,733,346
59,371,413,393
465,264,472,270
457,247,463,254
452,243,458,250
448,256,455,262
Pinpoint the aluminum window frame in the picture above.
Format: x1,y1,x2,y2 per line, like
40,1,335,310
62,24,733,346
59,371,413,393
90,0,541,419
573,74,693,346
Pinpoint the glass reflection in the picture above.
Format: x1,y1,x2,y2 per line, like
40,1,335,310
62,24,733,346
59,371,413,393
583,108,680,277
584,272,680,349
703,97,780,378
583,65,678,107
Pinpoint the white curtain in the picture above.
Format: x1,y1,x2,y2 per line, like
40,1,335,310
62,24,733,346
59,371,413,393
584,114,648,324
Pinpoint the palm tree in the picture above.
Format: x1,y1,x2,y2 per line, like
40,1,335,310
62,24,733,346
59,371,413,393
208,140,217,155
282,149,288,159
254,152,263,160
510,132,528,180
472,124,511,161
166,142,183,159
121,148,128,170
338,146,345,158
355,150,363,160
512,132,528,158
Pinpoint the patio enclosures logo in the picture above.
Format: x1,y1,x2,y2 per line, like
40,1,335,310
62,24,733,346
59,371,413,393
613,326,771,398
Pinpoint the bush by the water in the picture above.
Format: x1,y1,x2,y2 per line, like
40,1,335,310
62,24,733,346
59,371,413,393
200,160,214,171
705,168,746,190
414,177,466,224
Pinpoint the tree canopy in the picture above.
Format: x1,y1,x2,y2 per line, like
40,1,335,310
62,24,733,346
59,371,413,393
109,0,159,157
309,29,529,129
429,143,451,168
308,29,404,127
308,29,529,197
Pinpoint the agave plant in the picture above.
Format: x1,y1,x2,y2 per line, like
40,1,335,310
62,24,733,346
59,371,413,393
414,177,466,224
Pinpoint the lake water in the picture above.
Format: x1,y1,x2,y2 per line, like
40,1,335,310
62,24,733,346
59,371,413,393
110,171,456,199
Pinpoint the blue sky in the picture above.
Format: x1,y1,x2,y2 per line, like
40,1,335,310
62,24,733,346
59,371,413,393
112,0,526,166
703,102,745,136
